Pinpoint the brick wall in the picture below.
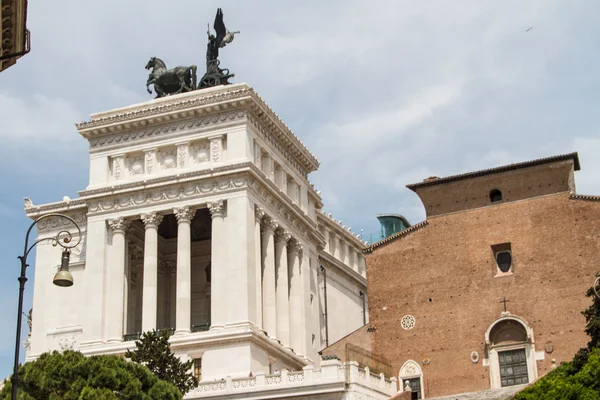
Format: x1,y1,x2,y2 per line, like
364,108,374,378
365,192,600,398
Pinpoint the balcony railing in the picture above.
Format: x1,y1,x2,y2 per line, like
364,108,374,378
191,323,210,333
123,332,141,342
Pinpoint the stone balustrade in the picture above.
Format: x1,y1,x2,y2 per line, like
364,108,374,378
184,359,397,399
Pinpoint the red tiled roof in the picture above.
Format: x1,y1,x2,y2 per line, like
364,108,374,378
406,152,580,191
570,194,600,202
364,220,429,253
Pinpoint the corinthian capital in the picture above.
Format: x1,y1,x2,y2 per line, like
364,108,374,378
108,217,130,233
275,229,292,244
289,240,304,255
255,205,266,222
261,217,279,233
208,200,225,218
141,211,163,229
174,206,196,223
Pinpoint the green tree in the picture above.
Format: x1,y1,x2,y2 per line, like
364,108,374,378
125,329,198,395
0,350,181,400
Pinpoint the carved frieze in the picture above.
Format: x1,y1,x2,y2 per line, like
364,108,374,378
86,111,246,150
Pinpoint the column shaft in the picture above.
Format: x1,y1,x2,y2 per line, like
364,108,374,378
141,212,163,332
106,218,130,342
175,206,195,334
289,241,304,356
255,207,265,330
262,219,278,339
275,229,291,347
209,201,226,329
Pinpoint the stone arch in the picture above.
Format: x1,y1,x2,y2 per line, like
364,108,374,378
399,360,423,399
485,314,538,389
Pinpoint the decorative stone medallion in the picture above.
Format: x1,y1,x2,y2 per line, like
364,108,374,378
544,342,554,354
471,351,480,363
401,315,416,330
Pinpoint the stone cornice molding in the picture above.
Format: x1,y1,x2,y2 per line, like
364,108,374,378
107,217,131,234
24,199,87,220
31,212,87,232
319,251,366,288
208,200,225,218
86,110,246,152
317,210,365,249
174,206,195,223
28,166,321,244
140,212,163,229
76,84,319,174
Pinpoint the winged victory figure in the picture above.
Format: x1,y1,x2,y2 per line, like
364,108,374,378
200,8,239,89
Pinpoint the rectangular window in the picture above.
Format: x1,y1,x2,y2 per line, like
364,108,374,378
491,243,513,276
499,349,528,387
193,358,202,382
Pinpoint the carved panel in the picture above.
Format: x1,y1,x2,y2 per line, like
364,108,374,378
127,153,145,176
158,147,177,170
191,140,210,164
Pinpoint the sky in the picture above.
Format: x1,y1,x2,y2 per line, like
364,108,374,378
0,0,599,378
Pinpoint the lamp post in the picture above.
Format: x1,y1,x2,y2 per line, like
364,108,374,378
11,213,81,400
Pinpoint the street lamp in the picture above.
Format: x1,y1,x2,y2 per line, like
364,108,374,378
11,213,81,400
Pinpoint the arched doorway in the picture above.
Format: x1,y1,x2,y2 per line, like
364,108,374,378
485,315,538,389
399,360,424,399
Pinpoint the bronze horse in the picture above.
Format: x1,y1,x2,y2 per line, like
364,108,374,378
145,57,197,98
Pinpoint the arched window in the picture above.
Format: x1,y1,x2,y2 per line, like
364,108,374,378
490,189,503,202
399,360,423,399
485,316,538,389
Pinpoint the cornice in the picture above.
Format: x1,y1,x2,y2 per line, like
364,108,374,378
76,84,319,174
24,199,88,219
317,211,365,249
318,251,366,288
86,110,246,152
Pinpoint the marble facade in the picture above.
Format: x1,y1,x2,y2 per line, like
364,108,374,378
23,84,394,398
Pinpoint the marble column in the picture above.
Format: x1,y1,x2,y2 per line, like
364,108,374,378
254,206,265,330
106,217,130,342
141,212,163,332
174,206,195,334
209,200,226,329
275,228,291,348
288,240,304,356
261,218,278,340
333,234,341,260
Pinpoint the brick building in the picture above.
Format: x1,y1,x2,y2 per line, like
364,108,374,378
322,152,600,399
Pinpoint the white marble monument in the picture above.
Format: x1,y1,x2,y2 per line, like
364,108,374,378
23,84,395,398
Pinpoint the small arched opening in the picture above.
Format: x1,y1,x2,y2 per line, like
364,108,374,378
490,189,503,203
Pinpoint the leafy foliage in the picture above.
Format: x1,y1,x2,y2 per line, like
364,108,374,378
125,329,198,395
0,350,181,400
514,275,600,399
